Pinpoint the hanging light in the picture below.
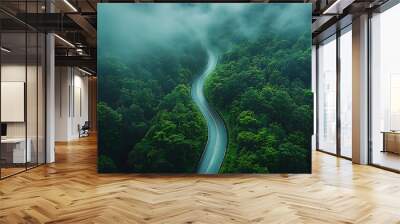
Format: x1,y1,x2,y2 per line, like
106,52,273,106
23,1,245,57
63,0,78,12
78,67,93,76
54,34,75,48
1,47,11,53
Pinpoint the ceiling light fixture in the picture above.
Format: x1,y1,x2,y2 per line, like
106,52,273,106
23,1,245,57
322,0,355,15
323,0,342,14
54,34,75,48
78,67,93,76
76,48,86,56
63,0,78,12
1,47,11,53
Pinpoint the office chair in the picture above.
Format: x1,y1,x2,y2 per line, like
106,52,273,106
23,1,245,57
79,121,90,138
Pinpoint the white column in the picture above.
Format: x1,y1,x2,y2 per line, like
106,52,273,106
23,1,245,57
46,32,55,163
352,14,369,164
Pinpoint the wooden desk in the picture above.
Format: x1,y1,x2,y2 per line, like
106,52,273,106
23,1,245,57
382,131,400,154
1,138,31,164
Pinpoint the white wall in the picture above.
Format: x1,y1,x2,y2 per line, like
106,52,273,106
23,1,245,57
55,67,70,141
1,65,26,139
1,63,46,164
1,65,41,137
55,67,89,141
71,72,89,138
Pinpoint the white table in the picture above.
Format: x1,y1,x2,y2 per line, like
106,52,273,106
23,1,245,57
1,138,31,163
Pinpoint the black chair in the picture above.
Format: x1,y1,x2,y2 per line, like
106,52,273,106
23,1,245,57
79,121,90,138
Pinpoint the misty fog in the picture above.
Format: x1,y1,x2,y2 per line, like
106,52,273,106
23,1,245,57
98,3,310,61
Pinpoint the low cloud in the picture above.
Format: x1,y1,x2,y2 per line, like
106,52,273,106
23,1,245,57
98,3,310,59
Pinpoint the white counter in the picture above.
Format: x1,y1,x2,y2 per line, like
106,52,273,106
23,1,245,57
1,138,32,163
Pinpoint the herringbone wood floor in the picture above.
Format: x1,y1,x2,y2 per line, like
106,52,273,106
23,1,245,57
1,135,400,224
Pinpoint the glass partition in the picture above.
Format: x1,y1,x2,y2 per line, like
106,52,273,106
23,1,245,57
370,4,400,171
317,35,337,154
339,26,352,158
1,31,28,178
0,2,46,179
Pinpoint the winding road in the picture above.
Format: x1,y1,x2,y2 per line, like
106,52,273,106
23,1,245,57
191,50,228,174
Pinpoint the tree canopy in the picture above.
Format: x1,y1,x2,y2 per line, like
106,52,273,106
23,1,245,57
205,32,312,173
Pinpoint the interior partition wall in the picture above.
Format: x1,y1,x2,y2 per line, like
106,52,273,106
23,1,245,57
0,1,47,179
316,25,353,159
370,3,400,171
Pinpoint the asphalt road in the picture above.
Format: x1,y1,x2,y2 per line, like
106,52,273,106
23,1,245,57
191,50,228,174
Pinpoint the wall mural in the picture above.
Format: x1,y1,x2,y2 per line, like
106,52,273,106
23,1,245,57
98,3,312,174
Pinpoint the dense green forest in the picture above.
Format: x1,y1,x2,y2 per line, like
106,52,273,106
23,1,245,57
98,4,312,173
128,84,207,172
98,43,208,172
205,32,312,173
